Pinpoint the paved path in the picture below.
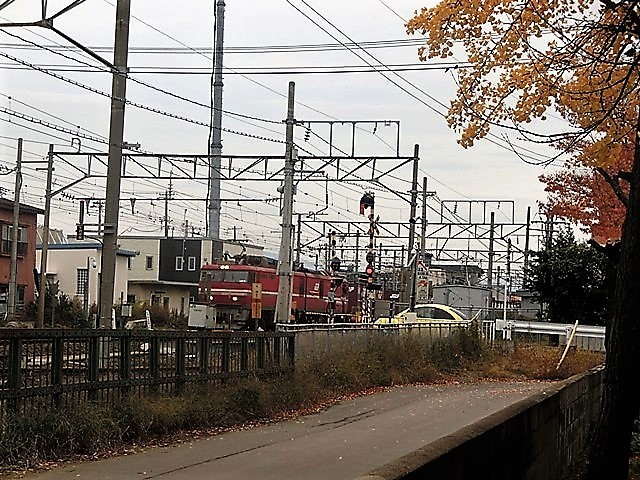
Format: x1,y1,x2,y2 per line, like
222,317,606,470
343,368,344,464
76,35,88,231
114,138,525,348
20,381,553,480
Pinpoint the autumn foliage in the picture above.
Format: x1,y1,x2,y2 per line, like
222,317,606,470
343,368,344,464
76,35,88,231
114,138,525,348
540,150,630,242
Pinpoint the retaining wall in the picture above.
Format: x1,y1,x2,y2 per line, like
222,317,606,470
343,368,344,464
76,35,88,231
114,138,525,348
357,366,603,480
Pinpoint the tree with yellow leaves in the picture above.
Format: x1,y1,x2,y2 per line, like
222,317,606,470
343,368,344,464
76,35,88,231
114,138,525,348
408,1,640,477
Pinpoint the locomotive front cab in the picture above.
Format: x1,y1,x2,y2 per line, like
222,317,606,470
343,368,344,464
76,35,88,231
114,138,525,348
199,265,256,329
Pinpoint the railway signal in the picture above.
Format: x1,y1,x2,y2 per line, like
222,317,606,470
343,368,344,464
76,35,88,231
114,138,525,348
365,264,374,282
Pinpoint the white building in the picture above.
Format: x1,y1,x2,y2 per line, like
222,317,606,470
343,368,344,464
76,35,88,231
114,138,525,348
36,243,136,310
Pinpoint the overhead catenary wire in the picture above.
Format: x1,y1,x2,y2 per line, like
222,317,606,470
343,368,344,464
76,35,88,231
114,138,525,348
286,0,554,165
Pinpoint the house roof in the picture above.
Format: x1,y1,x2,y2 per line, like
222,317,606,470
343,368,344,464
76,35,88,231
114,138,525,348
128,279,198,287
36,242,138,257
0,198,44,216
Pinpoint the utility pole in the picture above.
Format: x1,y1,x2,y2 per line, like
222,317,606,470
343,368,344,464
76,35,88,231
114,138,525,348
275,81,296,325
163,181,172,238
355,231,360,272
420,176,428,262
100,0,131,328
487,211,495,290
36,145,54,328
97,201,103,235
407,145,420,261
407,145,419,311
523,206,531,285
7,138,22,322
296,213,302,269
208,0,225,240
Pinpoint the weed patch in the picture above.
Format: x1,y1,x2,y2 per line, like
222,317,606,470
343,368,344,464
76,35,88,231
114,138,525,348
0,332,602,473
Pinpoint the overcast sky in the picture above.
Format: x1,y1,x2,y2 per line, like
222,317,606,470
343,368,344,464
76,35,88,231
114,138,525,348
0,0,562,266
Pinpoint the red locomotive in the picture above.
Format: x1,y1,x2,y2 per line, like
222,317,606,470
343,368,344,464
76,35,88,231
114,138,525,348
197,257,353,330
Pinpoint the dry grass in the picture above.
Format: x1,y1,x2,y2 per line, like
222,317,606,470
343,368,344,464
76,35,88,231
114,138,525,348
472,344,604,380
0,334,603,474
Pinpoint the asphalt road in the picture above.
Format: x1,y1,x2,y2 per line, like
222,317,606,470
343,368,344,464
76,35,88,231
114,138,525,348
19,381,553,480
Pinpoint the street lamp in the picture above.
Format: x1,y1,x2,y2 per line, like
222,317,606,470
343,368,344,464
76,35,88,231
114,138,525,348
84,256,97,326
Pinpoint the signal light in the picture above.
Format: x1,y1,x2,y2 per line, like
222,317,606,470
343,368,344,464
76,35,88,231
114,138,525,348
76,223,85,240
366,251,375,264
365,264,374,277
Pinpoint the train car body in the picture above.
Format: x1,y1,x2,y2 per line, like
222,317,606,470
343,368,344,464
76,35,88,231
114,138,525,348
198,262,351,330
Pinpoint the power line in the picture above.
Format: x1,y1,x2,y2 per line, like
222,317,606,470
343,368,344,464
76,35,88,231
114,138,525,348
287,0,553,165
0,37,427,54
0,49,289,146
0,29,282,126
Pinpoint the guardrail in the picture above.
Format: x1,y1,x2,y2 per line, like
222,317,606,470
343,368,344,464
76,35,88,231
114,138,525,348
482,320,606,351
0,329,294,416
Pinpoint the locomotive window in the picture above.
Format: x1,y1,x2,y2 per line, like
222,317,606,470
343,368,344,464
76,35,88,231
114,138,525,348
227,271,249,282
201,271,224,282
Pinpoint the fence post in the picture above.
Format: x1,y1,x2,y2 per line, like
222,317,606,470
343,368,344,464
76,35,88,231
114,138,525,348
52,336,63,408
149,336,159,394
199,336,210,380
222,336,230,373
8,337,22,413
240,337,248,371
175,337,185,394
257,336,265,369
288,334,295,369
274,335,281,367
88,335,99,401
119,332,131,398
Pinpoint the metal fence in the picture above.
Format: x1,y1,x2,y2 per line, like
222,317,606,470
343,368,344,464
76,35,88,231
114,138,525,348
0,329,294,416
277,321,473,360
482,320,606,351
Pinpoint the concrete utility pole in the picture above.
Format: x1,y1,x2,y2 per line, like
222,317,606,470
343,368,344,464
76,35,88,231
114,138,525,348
407,145,420,261
100,0,131,328
36,145,54,328
275,82,296,325
208,0,225,240
420,176,428,262
407,145,419,312
296,213,302,268
7,138,22,322
523,206,531,285
487,211,495,289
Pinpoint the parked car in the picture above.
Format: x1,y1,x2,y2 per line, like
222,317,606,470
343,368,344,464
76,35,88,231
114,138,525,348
375,303,468,324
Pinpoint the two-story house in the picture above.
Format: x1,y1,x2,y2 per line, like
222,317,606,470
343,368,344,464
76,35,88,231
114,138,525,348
0,198,43,314
36,242,136,314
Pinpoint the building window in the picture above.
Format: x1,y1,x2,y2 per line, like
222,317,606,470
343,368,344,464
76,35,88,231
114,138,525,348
188,256,196,271
145,255,153,270
77,268,88,295
127,257,132,270
175,256,184,271
0,224,27,256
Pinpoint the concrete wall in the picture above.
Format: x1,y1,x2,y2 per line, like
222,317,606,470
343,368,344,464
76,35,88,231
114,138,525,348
359,367,603,480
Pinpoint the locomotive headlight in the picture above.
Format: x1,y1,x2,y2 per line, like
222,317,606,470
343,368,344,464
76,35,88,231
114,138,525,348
209,295,214,301
232,296,238,301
